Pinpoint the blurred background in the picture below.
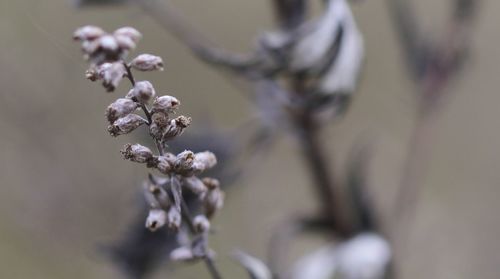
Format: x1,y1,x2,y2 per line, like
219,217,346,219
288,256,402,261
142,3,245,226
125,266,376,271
0,0,499,278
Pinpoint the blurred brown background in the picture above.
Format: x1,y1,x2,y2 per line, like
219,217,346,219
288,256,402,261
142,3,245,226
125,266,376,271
0,0,499,278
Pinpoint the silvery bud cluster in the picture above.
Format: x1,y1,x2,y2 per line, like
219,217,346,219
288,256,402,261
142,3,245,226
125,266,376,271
73,26,142,66
130,54,164,71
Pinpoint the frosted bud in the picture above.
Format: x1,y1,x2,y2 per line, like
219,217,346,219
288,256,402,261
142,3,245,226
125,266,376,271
149,112,168,140
181,176,207,196
155,153,176,174
73,25,105,41
126,81,156,104
145,209,167,232
121,143,153,163
105,98,138,124
152,95,179,114
167,207,182,230
131,54,164,71
113,27,142,43
192,151,217,174
98,34,119,52
170,246,195,262
108,114,147,136
163,116,191,141
114,34,136,51
193,215,210,233
174,150,195,174
203,178,224,219
97,62,126,92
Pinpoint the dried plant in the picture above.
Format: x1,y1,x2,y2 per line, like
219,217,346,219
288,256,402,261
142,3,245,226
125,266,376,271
73,25,224,279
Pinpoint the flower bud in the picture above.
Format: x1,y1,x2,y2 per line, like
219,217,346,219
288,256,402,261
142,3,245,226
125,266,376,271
163,116,191,141
174,150,195,174
73,25,105,41
193,215,210,233
144,181,171,209
167,207,181,230
113,27,142,43
181,176,207,196
170,246,195,262
130,54,164,71
106,98,138,124
202,178,224,219
114,34,136,51
145,209,167,232
97,62,126,92
121,143,154,163
155,153,176,174
108,114,147,136
192,151,217,174
152,95,179,114
126,81,156,104
98,34,119,52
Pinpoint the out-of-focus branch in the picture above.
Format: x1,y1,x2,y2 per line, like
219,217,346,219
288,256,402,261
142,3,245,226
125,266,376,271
272,0,307,30
136,0,259,74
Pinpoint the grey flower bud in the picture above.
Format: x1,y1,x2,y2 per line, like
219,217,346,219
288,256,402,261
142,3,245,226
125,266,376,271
145,209,167,232
152,95,179,114
98,34,119,52
192,151,217,174
113,27,142,43
163,116,191,141
155,153,176,174
81,39,100,55
170,246,195,262
202,177,220,190
121,143,154,163
167,207,181,230
174,150,195,174
73,25,105,41
108,114,147,136
181,176,207,196
130,54,164,71
126,81,156,104
106,98,138,124
193,215,210,233
97,62,126,92
114,34,136,51
202,178,224,219
143,181,171,209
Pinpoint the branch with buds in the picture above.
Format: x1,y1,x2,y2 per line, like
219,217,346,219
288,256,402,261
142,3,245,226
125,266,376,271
73,25,224,279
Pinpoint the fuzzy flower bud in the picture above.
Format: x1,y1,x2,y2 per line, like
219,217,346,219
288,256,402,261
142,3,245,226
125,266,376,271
145,209,167,232
202,178,224,219
152,95,179,114
114,34,136,51
98,34,119,52
170,247,195,262
181,176,207,196
155,153,176,174
106,98,138,124
108,114,147,136
121,143,154,163
163,116,191,141
174,150,195,174
130,54,164,71
113,27,142,43
149,112,169,140
97,62,126,92
167,207,182,230
192,151,217,174
193,215,210,233
73,25,105,41
126,81,156,104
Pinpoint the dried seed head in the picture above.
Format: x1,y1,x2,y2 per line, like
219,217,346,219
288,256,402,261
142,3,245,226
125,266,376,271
174,150,195,174
163,116,191,141
113,27,142,43
149,113,168,140
145,209,167,232
152,95,180,114
155,153,176,174
192,151,217,174
170,246,195,262
202,177,220,190
108,114,147,136
121,143,154,163
73,25,105,41
193,215,210,233
167,207,182,230
130,54,164,71
106,98,138,124
97,62,126,92
126,81,156,104
181,176,207,196
85,67,99,81
204,186,225,219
